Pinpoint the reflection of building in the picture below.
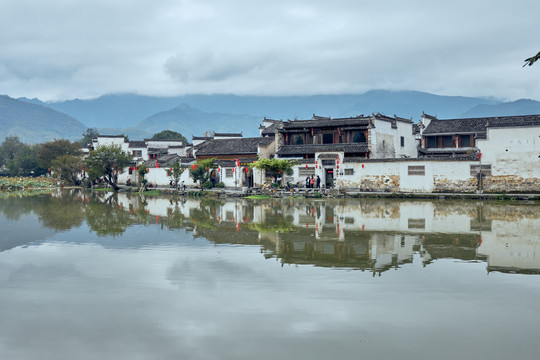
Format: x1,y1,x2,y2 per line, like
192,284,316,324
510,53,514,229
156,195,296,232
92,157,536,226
85,193,540,275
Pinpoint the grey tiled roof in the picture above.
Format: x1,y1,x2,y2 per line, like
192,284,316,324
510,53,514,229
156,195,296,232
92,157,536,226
279,116,371,130
277,143,369,156
423,114,540,135
129,141,147,148
195,137,274,156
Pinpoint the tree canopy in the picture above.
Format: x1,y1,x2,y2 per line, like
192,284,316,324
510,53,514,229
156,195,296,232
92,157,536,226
190,158,215,189
37,139,81,171
151,130,188,144
84,145,131,191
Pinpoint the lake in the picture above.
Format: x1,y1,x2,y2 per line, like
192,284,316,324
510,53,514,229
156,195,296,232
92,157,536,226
1,190,539,360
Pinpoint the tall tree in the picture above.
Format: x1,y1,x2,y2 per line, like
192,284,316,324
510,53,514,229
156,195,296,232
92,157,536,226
51,154,83,185
78,128,99,147
189,158,215,189
166,160,185,189
151,130,188,144
0,136,24,168
84,145,131,191
38,139,82,171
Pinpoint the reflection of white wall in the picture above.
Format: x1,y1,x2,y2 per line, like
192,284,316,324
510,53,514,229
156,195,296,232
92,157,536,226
477,218,540,271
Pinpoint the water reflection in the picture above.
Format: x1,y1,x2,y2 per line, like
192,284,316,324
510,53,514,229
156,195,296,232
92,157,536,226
1,190,539,275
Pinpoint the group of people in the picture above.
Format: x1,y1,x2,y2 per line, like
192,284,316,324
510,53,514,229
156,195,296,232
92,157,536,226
305,174,321,188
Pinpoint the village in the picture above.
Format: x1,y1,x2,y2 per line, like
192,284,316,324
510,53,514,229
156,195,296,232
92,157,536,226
85,112,540,195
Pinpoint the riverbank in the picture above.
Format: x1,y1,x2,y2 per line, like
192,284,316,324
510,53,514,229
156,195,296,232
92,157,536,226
122,185,540,201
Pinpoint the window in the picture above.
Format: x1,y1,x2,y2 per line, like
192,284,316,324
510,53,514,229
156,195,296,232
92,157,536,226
443,136,453,148
344,168,354,175
299,167,315,176
132,150,142,157
353,131,366,143
461,135,471,147
225,169,233,177
400,136,405,147
291,134,304,145
408,165,425,176
323,133,333,144
427,137,436,148
470,165,491,176
408,218,426,229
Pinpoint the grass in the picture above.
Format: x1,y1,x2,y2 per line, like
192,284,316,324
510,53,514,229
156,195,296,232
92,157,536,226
245,195,272,199
142,190,162,196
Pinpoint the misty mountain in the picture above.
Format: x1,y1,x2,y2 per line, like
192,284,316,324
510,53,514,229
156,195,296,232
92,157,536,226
136,104,261,138
460,99,540,118
0,95,87,144
35,90,506,130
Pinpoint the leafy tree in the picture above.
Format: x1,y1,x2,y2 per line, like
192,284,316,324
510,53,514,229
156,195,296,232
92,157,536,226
38,139,82,171
166,160,185,189
137,164,149,192
0,136,24,168
0,137,43,176
84,144,131,191
189,158,215,189
250,158,296,186
523,51,540,67
51,154,83,185
151,130,188,144
78,128,99,147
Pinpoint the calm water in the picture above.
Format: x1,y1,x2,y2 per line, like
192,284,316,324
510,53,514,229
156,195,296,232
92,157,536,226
1,190,539,360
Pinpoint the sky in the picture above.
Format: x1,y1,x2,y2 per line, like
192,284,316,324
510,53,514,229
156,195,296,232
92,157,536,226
1,0,539,102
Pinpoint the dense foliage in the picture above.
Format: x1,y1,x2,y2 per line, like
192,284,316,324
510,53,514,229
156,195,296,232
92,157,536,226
189,158,215,189
84,144,132,191
151,130,188,144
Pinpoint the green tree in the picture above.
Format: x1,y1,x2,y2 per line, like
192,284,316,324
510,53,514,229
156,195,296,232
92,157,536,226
0,137,43,176
0,136,24,168
38,139,82,171
166,160,185,189
523,51,540,67
84,145,131,191
151,130,188,144
137,164,149,192
189,158,215,189
78,128,99,147
250,158,296,186
51,154,83,185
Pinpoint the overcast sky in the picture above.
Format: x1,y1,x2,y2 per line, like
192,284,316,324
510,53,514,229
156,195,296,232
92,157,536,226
1,0,539,101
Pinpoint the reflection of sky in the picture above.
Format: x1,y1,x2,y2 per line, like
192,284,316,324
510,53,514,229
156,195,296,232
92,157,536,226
1,222,540,360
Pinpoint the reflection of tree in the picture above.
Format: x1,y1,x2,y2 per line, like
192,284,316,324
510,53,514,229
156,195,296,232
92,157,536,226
35,192,85,230
85,193,136,237
0,195,37,220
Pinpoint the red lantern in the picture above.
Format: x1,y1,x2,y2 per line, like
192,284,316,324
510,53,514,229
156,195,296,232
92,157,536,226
337,165,339,169
362,164,364,168
191,164,198,170
278,169,281,174
305,164,308,169
245,167,249,173
232,168,235,172
218,167,221,172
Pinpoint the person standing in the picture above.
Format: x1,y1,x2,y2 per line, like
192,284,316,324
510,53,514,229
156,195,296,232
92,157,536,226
306,176,310,188
316,175,321,188
310,175,315,188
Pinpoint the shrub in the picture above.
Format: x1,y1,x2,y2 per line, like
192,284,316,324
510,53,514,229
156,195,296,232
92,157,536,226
215,181,225,188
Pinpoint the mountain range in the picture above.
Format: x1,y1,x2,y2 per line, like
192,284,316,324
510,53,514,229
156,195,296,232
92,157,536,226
3,90,540,144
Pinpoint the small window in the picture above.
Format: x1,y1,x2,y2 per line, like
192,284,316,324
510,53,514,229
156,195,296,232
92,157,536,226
352,131,367,143
443,136,453,148
292,134,304,145
323,133,333,144
400,136,405,147
427,137,436,148
461,135,471,147
225,169,233,178
408,218,426,229
470,165,491,176
344,168,354,176
408,165,425,176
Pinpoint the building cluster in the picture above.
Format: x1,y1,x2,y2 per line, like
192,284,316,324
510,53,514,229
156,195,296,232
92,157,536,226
88,112,540,193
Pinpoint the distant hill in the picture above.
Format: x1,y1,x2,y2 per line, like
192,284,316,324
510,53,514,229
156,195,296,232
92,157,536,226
136,104,260,138
9,90,540,143
460,99,540,118
0,95,87,144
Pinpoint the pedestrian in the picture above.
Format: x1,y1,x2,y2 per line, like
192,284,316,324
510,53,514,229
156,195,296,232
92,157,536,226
316,175,321,188
310,175,315,188
305,176,310,188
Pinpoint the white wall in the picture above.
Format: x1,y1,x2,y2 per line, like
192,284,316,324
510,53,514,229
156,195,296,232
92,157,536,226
477,126,540,179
